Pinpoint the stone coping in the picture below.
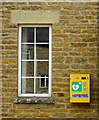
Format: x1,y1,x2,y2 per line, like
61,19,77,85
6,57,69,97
14,96,55,104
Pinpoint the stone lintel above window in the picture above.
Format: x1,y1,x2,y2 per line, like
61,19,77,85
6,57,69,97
11,10,60,24
14,96,55,104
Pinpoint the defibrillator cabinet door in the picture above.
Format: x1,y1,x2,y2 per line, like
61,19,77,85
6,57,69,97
70,74,90,103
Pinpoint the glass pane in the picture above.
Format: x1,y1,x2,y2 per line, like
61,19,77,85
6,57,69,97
36,78,48,94
21,78,34,93
41,78,45,87
36,44,49,60
36,61,49,77
22,27,34,43
21,61,34,76
36,27,49,43
22,45,34,60
39,75,49,88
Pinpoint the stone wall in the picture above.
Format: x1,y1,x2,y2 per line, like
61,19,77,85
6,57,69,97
97,2,99,119
2,1,98,119
0,2,2,120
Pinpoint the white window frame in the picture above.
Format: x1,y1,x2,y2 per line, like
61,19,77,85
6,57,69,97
18,25,52,97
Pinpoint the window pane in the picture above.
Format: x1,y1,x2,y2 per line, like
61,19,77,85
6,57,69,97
36,61,49,77
22,45,34,60
38,74,49,88
36,27,49,43
41,78,45,87
36,44,49,60
22,27,34,43
21,78,34,93
21,61,34,76
36,78,48,94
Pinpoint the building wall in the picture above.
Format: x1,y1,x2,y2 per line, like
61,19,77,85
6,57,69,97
2,2,98,119
97,2,99,119
0,2,2,120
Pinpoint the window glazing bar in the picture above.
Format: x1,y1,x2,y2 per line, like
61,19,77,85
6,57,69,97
22,43,49,44
22,77,49,79
22,60,49,61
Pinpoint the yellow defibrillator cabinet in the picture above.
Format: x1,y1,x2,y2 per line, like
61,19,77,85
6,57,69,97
70,74,90,103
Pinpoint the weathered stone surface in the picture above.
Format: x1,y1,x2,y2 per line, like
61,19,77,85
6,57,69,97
11,10,60,24
14,97,55,104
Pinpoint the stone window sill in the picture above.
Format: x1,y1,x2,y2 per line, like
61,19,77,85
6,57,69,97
14,96,55,104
